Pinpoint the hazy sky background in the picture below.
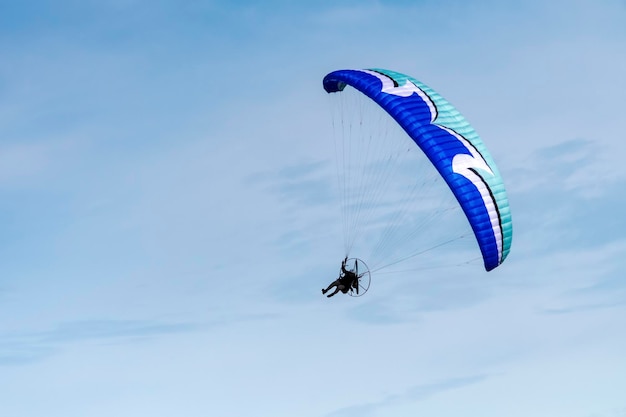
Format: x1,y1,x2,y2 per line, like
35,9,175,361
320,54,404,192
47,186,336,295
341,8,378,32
1,1,626,416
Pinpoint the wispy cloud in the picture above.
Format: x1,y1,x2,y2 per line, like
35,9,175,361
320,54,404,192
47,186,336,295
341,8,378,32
0,342,57,366
346,268,494,324
325,374,489,417
508,137,626,256
537,240,626,314
0,314,276,367
0,139,89,188
248,159,336,208
543,299,626,315
585,405,626,417
0,319,197,366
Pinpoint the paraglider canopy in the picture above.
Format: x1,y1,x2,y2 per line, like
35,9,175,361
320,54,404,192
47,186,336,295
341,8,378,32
323,69,512,271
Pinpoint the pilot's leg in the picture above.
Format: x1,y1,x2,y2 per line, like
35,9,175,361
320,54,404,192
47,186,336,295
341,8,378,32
327,284,345,298
322,279,339,294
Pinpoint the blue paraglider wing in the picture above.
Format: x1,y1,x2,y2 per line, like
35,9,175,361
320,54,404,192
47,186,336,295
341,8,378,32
323,69,512,271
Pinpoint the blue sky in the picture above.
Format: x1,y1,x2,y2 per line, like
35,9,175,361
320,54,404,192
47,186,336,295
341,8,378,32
1,1,626,416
